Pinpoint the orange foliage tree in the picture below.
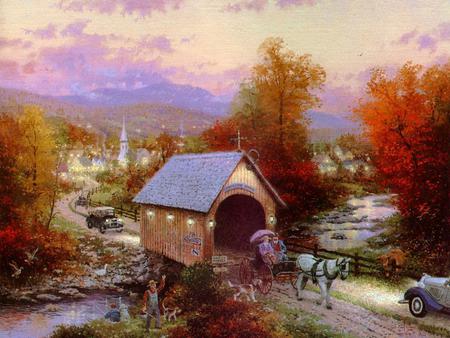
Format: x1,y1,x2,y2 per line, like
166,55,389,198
202,38,336,223
355,62,450,265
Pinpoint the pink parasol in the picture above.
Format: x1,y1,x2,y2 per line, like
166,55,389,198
249,229,275,244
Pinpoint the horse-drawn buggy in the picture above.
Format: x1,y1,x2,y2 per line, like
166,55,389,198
238,229,351,310
239,230,299,294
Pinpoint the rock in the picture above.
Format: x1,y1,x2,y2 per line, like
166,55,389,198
73,292,87,299
19,295,37,303
36,294,62,302
58,288,80,296
331,232,347,240
44,303,61,312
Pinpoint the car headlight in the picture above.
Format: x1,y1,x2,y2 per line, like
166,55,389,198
118,218,124,223
105,219,111,223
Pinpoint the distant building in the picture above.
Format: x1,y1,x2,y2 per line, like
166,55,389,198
312,154,338,175
117,116,129,164
333,146,354,161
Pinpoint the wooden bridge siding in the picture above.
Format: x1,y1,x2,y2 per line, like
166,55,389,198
139,204,206,265
206,159,277,258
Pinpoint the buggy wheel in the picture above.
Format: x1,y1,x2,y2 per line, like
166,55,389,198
239,258,254,285
257,264,273,295
99,226,105,234
290,274,298,290
116,228,123,233
86,219,93,229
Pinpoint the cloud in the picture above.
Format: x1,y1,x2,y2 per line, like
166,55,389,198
138,35,174,53
57,0,185,17
276,0,319,8
394,29,418,45
393,22,450,53
417,34,437,52
24,24,57,39
0,37,32,49
61,20,91,37
223,0,268,13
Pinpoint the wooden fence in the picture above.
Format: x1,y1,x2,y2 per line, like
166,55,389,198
87,187,140,222
286,238,421,280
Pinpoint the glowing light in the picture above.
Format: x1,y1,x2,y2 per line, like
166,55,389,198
208,219,215,228
147,209,155,218
187,217,195,227
167,213,175,221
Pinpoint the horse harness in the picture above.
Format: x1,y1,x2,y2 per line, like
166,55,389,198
304,258,347,283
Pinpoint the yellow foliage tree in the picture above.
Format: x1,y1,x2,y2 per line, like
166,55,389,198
252,37,326,160
17,106,57,225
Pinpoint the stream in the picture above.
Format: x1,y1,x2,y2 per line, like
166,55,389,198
0,291,133,338
314,194,397,251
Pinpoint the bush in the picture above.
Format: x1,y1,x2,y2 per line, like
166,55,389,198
169,300,275,338
173,262,230,311
50,319,148,338
0,224,77,284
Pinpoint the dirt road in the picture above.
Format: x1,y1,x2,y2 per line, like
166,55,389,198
270,281,445,338
55,192,140,246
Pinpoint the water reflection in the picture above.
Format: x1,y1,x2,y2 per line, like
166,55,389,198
318,194,396,251
0,292,131,338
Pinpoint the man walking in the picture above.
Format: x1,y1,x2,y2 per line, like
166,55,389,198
142,274,166,331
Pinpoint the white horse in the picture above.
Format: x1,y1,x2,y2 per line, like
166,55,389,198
296,254,350,309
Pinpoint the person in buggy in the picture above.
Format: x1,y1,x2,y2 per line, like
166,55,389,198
271,233,288,262
258,236,277,266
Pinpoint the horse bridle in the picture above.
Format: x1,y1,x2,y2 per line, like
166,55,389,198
336,258,350,280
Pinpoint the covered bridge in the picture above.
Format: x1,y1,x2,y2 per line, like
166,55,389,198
133,151,286,265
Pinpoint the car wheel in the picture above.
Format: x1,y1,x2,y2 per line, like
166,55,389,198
87,220,93,229
409,296,427,317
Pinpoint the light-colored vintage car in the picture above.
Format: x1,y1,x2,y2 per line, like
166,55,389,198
399,274,450,317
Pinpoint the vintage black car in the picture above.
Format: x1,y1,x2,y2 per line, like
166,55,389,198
75,195,88,207
399,274,450,317
86,207,124,234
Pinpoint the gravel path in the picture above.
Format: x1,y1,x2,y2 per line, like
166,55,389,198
55,192,140,246
270,282,443,338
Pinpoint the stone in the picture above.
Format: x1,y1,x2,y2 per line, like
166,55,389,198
36,294,62,302
58,288,80,296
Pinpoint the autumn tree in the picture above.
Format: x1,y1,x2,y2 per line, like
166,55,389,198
253,37,325,160
203,38,334,223
355,62,450,265
17,106,58,225
0,115,29,228
156,132,180,164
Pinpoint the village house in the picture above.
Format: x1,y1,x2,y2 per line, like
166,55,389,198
312,153,338,175
133,151,286,266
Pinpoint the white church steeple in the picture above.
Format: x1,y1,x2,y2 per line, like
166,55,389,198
117,115,129,164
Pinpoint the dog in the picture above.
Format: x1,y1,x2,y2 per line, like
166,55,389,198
227,280,261,302
162,298,181,321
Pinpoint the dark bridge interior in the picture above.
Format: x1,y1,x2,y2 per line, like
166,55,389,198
214,194,266,251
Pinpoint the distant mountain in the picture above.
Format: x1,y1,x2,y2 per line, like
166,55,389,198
59,82,230,116
0,87,217,137
307,111,360,142
0,87,360,141
307,111,358,130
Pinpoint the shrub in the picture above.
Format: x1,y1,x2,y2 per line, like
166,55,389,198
50,319,148,338
0,224,77,284
169,300,274,338
174,262,230,311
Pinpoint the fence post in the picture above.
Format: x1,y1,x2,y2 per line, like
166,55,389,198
354,253,360,275
313,243,318,256
120,204,123,215
134,209,138,222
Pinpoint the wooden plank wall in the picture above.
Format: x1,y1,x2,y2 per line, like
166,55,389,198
140,204,206,265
